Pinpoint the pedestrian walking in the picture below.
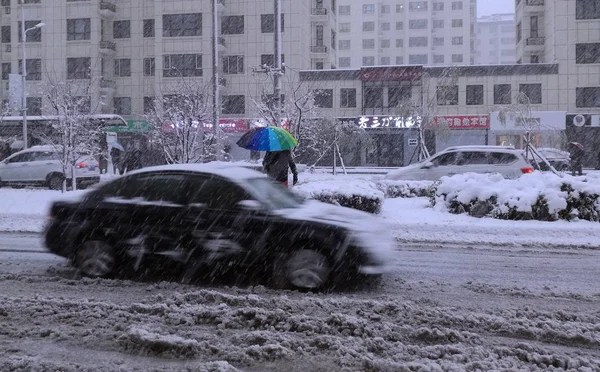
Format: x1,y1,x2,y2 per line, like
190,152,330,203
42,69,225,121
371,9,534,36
568,142,585,176
110,147,123,175
263,149,298,187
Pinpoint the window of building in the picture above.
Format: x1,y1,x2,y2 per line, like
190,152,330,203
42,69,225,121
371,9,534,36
18,21,42,42
396,38,404,47
381,4,390,13
466,85,483,105
530,16,539,38
364,87,383,108
380,57,390,65
452,19,463,27
362,39,375,49
381,22,390,31
143,19,155,37
576,87,600,107
114,59,131,77
143,97,155,114
67,57,90,79
113,20,131,38
396,4,404,12
339,5,350,15
409,54,428,64
516,22,522,42
163,54,202,77
0,0,9,5
260,14,284,33
493,84,511,104
452,36,463,45
433,55,444,63
1,63,10,80
260,54,285,67
67,18,91,41
531,55,540,63
501,37,515,44
396,21,404,30
18,59,41,80
433,20,444,28
576,43,600,64
312,89,332,108
339,40,350,50
222,55,244,74
451,54,463,63
113,97,132,115
26,97,42,116
409,19,427,29
437,86,459,105
340,88,356,108
451,1,463,10
221,15,244,35
396,56,404,64
409,37,428,47
409,1,428,11
362,4,375,14
381,39,390,48
143,58,155,76
338,57,351,68
388,86,412,107
222,95,245,114
339,23,351,32
433,37,444,46
163,13,202,37
362,21,375,31
362,56,375,66
315,62,324,70
1,26,10,43
433,2,444,11
519,83,542,104
18,0,40,3
501,49,516,56
576,0,600,20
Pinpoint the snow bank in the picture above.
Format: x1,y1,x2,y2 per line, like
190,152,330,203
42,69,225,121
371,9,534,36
375,179,437,198
294,179,384,214
433,172,600,221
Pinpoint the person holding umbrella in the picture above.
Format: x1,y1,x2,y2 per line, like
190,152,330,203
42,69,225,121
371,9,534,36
236,126,299,187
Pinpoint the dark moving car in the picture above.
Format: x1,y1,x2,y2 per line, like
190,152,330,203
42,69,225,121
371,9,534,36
44,164,394,290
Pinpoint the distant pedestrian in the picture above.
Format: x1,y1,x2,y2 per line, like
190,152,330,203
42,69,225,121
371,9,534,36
123,146,143,173
568,142,585,176
110,147,123,175
263,149,298,187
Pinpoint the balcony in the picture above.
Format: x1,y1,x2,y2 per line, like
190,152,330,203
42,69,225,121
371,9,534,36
526,36,545,45
311,45,328,54
218,36,226,51
311,8,328,15
525,36,545,52
526,0,544,5
100,79,116,91
522,0,544,13
99,40,116,54
99,1,116,18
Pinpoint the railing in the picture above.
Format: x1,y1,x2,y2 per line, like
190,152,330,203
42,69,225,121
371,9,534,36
525,0,544,5
311,45,327,53
100,80,116,89
311,8,327,15
99,1,116,13
99,40,116,51
526,37,545,45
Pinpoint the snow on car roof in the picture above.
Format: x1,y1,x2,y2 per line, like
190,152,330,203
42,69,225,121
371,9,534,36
128,162,266,181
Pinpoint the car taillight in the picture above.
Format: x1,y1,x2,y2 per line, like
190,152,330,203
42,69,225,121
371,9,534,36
520,167,534,174
75,162,87,168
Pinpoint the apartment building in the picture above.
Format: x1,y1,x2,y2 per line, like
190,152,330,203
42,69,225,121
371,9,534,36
0,0,336,125
336,0,477,68
474,13,516,65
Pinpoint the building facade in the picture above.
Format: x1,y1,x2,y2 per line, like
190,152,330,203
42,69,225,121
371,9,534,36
474,13,516,65
335,0,477,68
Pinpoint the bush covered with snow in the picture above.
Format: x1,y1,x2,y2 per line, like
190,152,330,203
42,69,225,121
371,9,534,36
375,180,437,199
294,179,384,214
433,172,600,221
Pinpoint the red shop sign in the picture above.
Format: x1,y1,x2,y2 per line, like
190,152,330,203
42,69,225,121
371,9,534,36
433,115,490,129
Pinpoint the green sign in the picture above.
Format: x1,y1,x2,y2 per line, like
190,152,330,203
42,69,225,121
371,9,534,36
105,119,152,133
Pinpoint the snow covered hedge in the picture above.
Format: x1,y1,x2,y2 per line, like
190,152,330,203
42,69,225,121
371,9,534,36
294,179,384,214
375,180,437,199
432,172,600,221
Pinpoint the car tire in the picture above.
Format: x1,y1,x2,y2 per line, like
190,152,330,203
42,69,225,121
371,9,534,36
272,249,331,291
48,174,64,190
76,240,116,278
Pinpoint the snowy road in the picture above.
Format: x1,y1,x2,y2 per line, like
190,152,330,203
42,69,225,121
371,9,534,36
0,233,599,371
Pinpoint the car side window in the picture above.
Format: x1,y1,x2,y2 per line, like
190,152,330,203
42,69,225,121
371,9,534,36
97,173,188,205
28,151,58,161
489,152,517,164
431,152,457,166
7,153,32,163
458,151,488,165
189,176,252,210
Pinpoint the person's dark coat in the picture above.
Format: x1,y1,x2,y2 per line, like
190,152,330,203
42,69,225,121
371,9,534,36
110,147,122,165
124,149,143,171
263,150,298,184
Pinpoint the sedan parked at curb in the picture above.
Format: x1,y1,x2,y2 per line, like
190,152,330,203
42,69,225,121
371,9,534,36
44,163,394,290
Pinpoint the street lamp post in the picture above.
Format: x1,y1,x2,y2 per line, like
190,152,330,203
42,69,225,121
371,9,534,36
20,11,44,150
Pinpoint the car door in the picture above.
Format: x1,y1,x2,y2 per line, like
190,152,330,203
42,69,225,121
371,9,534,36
183,174,271,268
23,151,60,182
489,152,521,178
0,152,33,182
426,152,459,180
455,151,490,175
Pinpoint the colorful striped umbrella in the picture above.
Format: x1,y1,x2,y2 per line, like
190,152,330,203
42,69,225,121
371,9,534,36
236,126,297,151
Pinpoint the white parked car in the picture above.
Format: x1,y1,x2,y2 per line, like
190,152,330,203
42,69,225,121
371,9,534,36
385,145,534,181
0,146,100,190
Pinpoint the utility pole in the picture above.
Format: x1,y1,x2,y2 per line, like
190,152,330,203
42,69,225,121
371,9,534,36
273,0,282,127
212,0,221,160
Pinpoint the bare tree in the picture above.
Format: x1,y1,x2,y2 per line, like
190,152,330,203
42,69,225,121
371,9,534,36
145,80,225,164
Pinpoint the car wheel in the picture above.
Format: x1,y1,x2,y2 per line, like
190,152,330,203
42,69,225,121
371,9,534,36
48,174,64,190
76,240,116,278
272,249,331,290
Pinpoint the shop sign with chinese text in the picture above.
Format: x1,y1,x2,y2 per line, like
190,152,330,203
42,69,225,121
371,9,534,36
433,115,490,129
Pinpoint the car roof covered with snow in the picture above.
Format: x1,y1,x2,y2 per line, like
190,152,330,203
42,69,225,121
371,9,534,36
128,162,266,181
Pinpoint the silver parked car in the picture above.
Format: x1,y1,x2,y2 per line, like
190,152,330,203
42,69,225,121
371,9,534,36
385,145,534,181
0,146,100,190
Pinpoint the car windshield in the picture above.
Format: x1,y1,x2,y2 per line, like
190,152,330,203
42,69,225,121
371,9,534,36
245,177,304,210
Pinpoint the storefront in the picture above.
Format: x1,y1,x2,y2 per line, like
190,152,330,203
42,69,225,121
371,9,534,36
489,111,566,149
431,115,490,152
565,113,600,167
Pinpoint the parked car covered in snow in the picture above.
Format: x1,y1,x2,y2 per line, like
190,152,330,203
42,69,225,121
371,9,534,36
0,146,100,190
44,163,394,290
523,147,571,172
385,145,534,181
